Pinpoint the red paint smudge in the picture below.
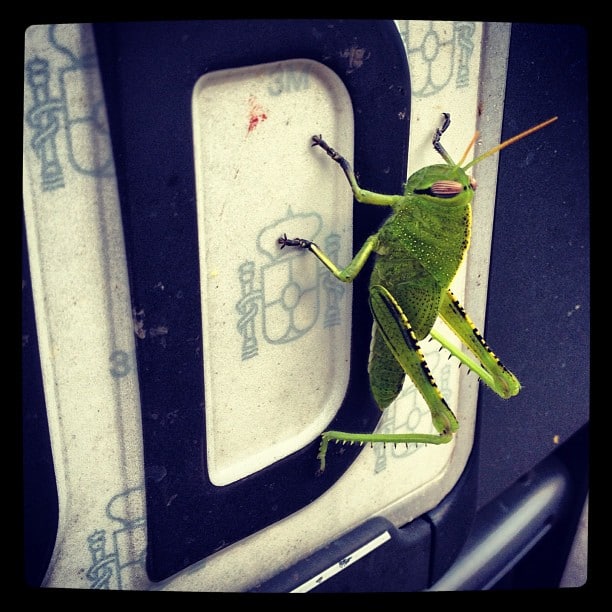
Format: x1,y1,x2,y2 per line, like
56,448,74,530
247,95,268,134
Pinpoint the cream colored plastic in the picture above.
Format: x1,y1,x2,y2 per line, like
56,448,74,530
192,60,353,484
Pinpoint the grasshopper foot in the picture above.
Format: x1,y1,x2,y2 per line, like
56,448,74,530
311,134,343,163
316,432,332,472
278,233,313,250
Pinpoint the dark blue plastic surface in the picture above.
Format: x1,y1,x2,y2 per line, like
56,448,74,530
476,23,589,509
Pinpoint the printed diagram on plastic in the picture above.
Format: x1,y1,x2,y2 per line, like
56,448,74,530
235,207,346,361
24,24,114,193
84,486,147,590
398,21,476,98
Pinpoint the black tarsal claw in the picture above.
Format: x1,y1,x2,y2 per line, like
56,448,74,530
278,233,310,250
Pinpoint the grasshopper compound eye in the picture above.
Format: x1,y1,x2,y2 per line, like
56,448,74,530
428,180,465,198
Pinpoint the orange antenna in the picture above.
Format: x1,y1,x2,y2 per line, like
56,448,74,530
457,131,480,167
462,116,558,170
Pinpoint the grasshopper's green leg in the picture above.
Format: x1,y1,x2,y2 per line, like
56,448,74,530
279,232,378,283
318,284,459,471
432,289,521,399
311,135,402,208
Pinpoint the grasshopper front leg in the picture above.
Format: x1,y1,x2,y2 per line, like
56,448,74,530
278,134,400,281
311,135,402,208
278,232,379,283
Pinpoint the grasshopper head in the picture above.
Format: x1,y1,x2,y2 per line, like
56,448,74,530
404,164,477,204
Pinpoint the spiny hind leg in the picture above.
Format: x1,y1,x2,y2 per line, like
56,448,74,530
317,284,459,471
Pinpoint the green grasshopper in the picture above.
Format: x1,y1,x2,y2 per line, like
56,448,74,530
279,113,557,471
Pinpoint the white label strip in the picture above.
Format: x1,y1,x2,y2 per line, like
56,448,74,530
290,531,392,593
